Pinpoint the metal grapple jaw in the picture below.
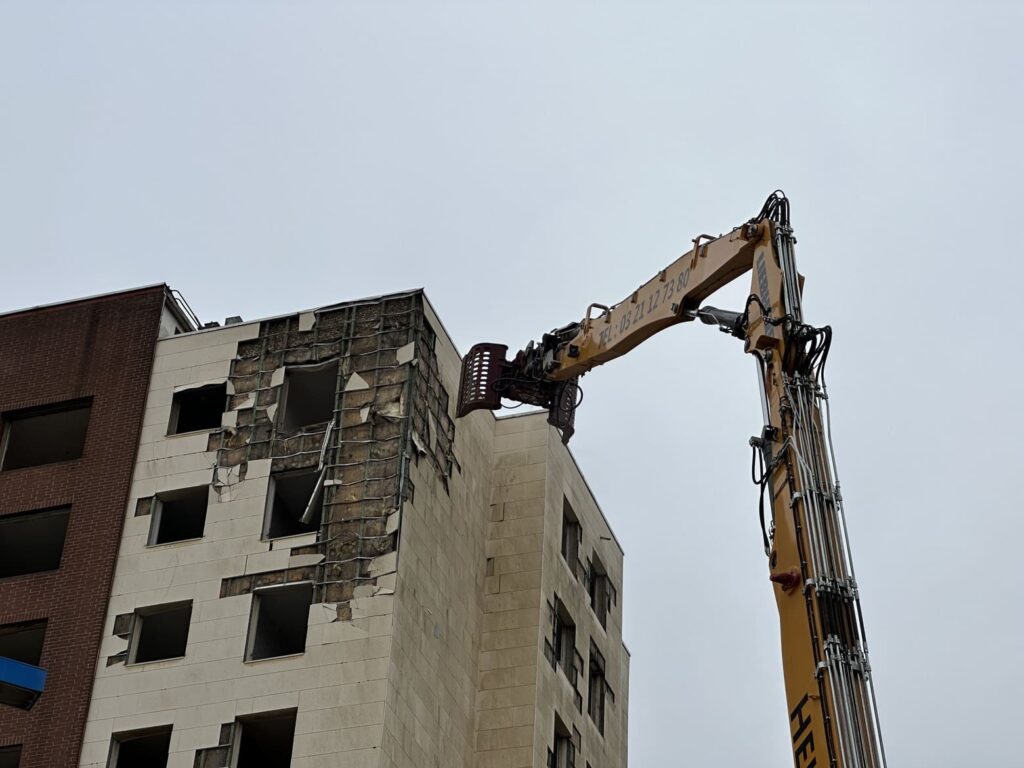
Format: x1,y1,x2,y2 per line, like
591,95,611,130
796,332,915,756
456,342,581,444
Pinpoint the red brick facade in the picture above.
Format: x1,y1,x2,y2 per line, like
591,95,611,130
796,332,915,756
0,287,168,767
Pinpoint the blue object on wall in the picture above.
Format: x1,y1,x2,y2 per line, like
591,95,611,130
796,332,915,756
0,655,47,710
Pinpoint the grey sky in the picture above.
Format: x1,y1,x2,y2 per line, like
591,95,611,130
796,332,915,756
2,2,1021,765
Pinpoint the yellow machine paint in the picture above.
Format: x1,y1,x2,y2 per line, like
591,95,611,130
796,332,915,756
456,193,886,768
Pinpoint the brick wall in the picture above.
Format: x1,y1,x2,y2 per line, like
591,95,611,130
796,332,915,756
0,287,167,767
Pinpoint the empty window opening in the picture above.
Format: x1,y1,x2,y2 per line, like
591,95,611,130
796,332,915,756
0,620,46,666
108,725,171,768
246,583,312,661
129,602,192,664
1,399,91,471
0,746,21,768
588,553,610,628
168,383,226,434
279,361,338,432
148,486,208,544
548,714,576,768
263,469,322,539
588,642,610,735
234,709,297,768
0,506,70,577
561,499,581,578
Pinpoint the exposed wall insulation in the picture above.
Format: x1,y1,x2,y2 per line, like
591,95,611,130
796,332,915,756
212,291,456,615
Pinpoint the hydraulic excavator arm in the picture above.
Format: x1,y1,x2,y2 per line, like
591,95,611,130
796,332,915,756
456,192,886,768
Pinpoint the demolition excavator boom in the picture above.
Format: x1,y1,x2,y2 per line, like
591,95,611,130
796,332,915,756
456,192,886,768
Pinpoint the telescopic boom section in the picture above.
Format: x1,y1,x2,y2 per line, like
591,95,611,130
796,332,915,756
455,193,886,768
546,221,764,380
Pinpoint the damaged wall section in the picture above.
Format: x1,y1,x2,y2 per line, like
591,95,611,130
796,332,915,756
212,291,456,617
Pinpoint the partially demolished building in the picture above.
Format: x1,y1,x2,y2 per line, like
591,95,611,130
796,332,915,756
3,287,629,768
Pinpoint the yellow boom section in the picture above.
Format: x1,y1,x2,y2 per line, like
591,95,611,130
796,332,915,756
549,221,765,380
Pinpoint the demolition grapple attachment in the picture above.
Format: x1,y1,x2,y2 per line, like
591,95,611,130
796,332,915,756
456,342,581,444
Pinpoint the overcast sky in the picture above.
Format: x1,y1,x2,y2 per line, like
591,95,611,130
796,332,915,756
2,2,1021,766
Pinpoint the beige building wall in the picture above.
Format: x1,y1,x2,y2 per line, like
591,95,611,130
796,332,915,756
538,422,628,768
78,318,400,768
79,292,627,768
479,414,628,768
377,301,496,767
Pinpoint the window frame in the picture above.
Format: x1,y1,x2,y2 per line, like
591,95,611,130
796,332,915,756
587,553,611,629
106,724,173,768
230,708,298,768
587,642,609,735
166,382,227,436
277,360,339,433
126,601,193,665
0,398,92,471
0,745,22,768
560,500,582,579
146,486,209,546
0,506,71,578
549,714,577,768
0,619,47,667
244,582,313,662
261,469,324,541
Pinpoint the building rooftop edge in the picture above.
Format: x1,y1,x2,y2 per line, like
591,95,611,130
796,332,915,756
0,283,170,320
160,287,428,339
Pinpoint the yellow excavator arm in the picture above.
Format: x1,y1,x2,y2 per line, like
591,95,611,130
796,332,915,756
456,192,886,768
544,220,765,380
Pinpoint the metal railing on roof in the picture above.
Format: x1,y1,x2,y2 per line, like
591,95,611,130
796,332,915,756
169,289,201,331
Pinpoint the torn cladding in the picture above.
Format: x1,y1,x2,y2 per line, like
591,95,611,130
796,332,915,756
205,292,456,613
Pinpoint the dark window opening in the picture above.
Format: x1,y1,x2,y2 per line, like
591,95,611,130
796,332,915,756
263,469,322,539
547,714,576,768
108,725,171,768
554,602,576,676
561,499,581,579
279,361,338,432
546,598,577,674
246,583,312,661
1,399,91,471
588,642,609,735
545,597,583,712
148,486,208,544
588,553,610,628
0,745,21,768
0,620,46,666
235,709,297,768
130,602,192,664
0,506,70,577
168,384,225,434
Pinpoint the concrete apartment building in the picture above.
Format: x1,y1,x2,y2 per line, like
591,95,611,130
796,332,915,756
1,287,628,768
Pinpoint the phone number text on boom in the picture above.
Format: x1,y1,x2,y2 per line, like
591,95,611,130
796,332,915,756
596,265,692,348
